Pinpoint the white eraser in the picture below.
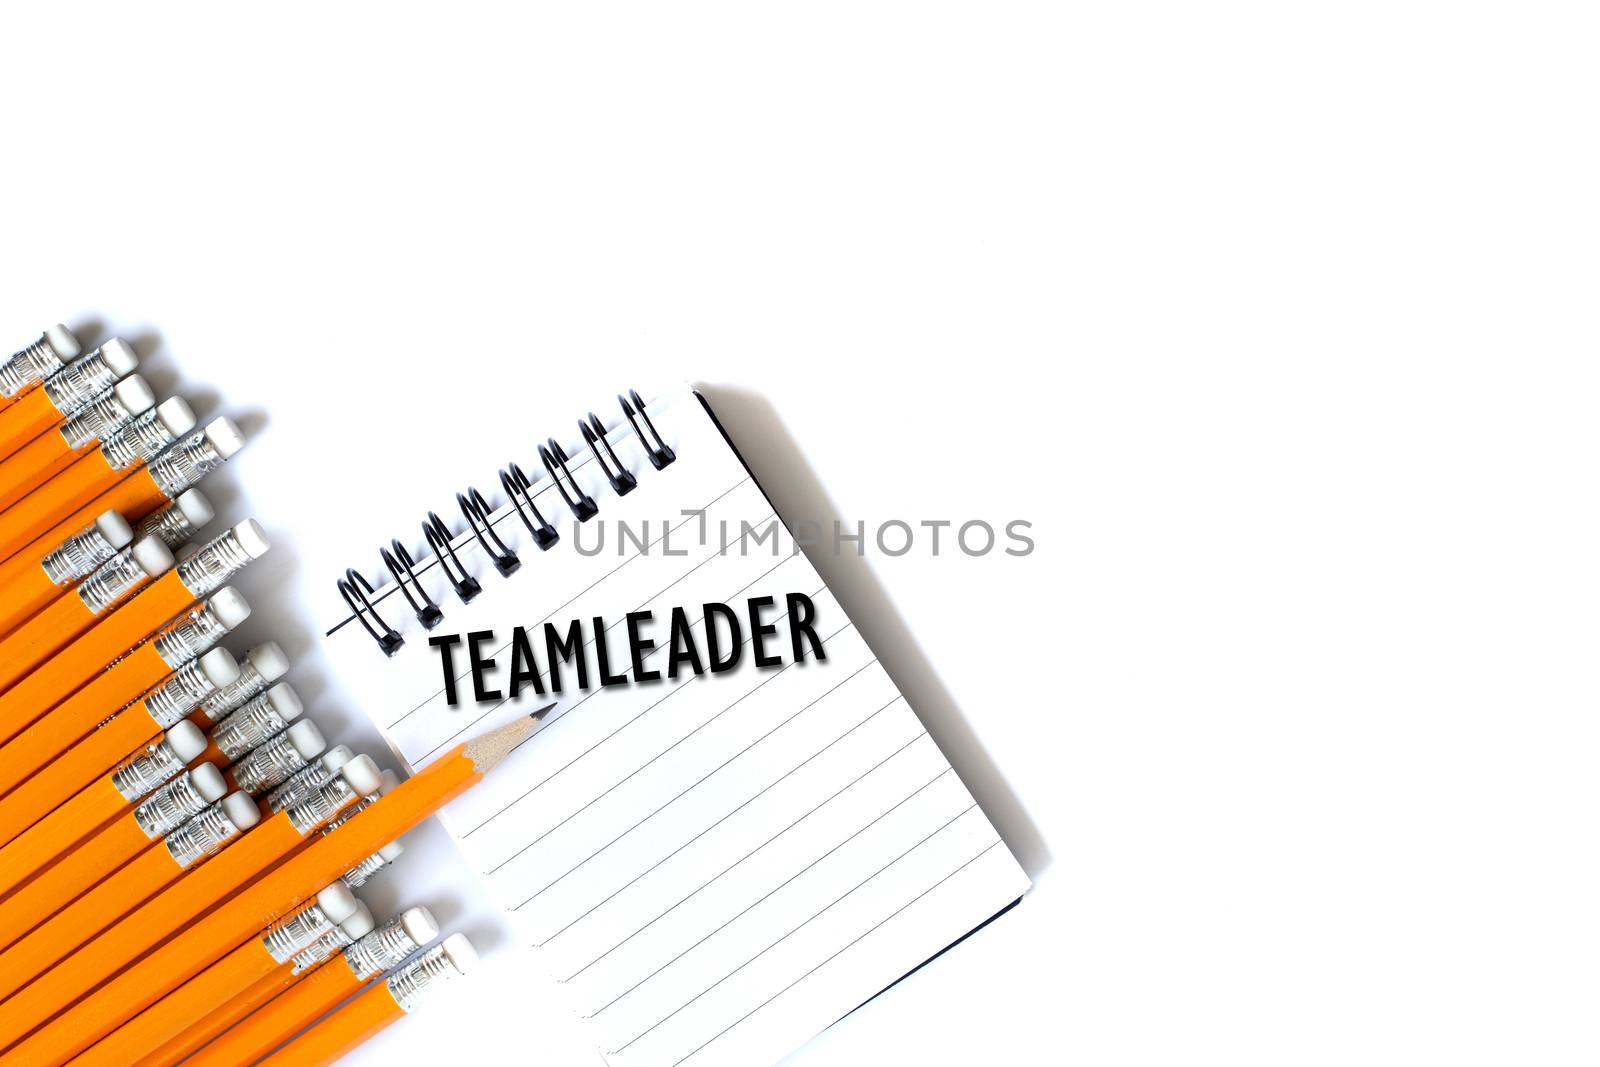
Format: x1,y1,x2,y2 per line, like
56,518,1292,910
400,906,439,947
231,519,269,559
174,489,213,529
198,647,241,688
376,839,404,862
203,417,244,459
165,720,206,762
265,683,303,721
190,762,227,802
131,536,175,577
94,510,133,550
319,745,353,774
113,375,155,415
377,769,401,795
45,324,81,359
286,720,325,761
156,397,197,437
340,754,382,797
222,791,262,831
248,642,289,681
207,587,251,629
440,933,478,974
340,901,375,940
99,337,138,376
315,882,359,925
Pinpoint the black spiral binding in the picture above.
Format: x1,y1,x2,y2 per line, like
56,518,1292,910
337,389,674,653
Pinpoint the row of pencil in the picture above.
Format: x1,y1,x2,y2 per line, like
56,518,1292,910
0,324,510,1066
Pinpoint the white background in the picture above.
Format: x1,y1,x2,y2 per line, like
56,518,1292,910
3,2,1597,1064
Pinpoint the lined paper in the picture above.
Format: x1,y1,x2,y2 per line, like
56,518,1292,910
323,389,1030,1067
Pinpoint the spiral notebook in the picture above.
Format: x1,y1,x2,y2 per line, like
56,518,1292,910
320,386,1030,1067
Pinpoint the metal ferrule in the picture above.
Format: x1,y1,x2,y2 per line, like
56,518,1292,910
196,659,270,726
146,428,226,497
58,387,135,449
318,792,378,838
290,928,352,975
100,407,180,471
265,761,335,813
344,914,429,980
40,519,124,586
150,603,228,670
261,898,341,964
0,336,67,397
134,499,202,550
163,801,245,868
143,657,221,729
386,943,466,1013
43,351,121,416
75,547,152,616
175,527,256,599
132,770,214,839
210,691,291,763
342,847,395,889
110,738,187,803
234,731,315,797
285,775,359,835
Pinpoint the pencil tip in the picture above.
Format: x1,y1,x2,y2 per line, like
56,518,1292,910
530,703,556,722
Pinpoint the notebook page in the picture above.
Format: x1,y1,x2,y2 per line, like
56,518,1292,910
322,389,1030,1067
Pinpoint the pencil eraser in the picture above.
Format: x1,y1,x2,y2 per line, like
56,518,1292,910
376,839,404,862
190,762,227,802
265,683,303,721
113,375,156,415
222,791,262,831
45,324,80,359
204,417,244,459
286,720,325,761
131,536,175,577
319,745,353,775
340,901,375,940
95,510,133,550
400,906,439,947
377,769,401,795
198,647,241,688
440,933,478,974
99,337,138,376
156,397,197,437
316,882,358,925
340,754,382,797
231,519,269,559
207,587,251,629
174,488,213,529
248,642,289,681
165,720,206,763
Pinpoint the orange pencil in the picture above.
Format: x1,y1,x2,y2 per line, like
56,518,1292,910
0,646,241,847
0,591,247,781
0,757,383,1050
0,510,130,637
0,325,80,413
196,682,303,768
0,396,192,560
0,534,173,693
0,719,209,898
0,375,153,512
256,935,479,1067
70,884,362,1067
0,520,266,746
225,720,327,796
131,486,213,549
0,763,225,952
184,906,438,1067
0,417,242,572
0,337,136,463
0,791,262,1006
0,710,547,1064
131,903,378,1067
